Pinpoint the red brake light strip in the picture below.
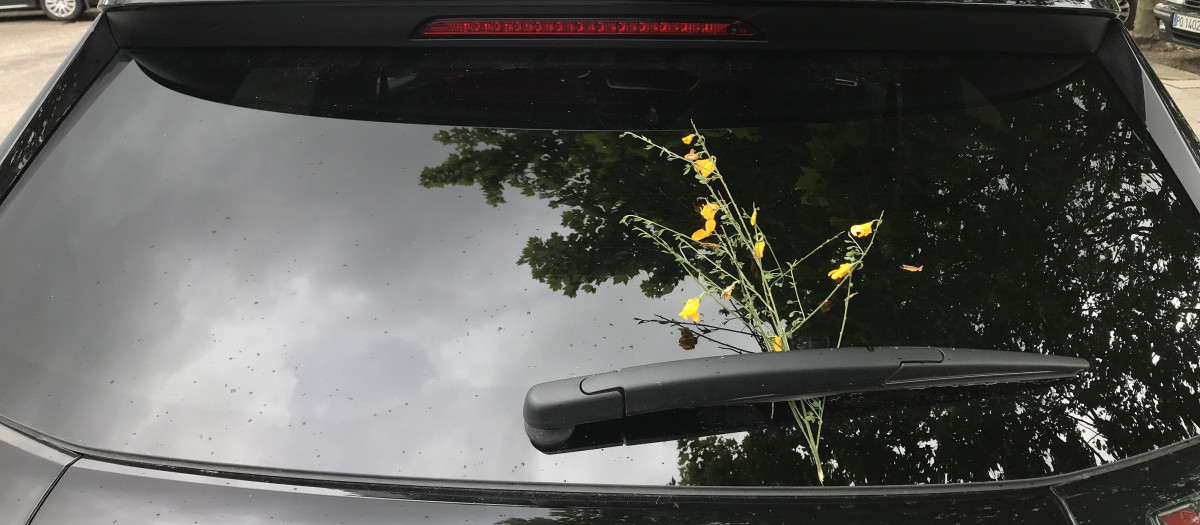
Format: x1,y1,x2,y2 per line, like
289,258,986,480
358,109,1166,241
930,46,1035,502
1161,506,1200,525
417,19,757,38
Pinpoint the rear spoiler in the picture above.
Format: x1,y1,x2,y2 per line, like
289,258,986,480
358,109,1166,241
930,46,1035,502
97,0,1113,52
6,1,1200,215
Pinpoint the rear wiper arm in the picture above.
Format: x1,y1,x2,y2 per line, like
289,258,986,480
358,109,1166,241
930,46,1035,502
523,346,1088,449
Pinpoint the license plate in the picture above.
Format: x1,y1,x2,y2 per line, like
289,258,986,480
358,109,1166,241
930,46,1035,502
1174,13,1200,34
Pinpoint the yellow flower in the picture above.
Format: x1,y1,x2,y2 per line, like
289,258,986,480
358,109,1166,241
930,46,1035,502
754,240,765,259
771,336,783,352
721,282,737,300
682,134,695,145
828,262,853,280
750,209,757,226
694,158,716,178
850,221,873,238
679,296,701,322
901,264,924,272
692,209,719,241
684,149,699,161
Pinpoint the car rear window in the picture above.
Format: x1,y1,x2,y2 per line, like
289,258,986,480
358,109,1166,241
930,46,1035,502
0,48,1198,487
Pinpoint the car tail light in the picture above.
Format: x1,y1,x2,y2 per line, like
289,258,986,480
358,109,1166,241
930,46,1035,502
1159,505,1200,525
415,19,757,38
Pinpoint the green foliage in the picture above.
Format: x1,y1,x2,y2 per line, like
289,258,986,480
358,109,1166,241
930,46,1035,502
421,128,690,298
677,429,816,486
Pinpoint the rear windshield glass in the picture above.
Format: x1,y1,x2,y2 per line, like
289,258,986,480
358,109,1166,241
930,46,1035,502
0,48,1198,487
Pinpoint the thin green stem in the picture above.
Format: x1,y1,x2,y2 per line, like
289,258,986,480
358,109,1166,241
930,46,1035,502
686,127,788,344
836,272,853,348
789,400,824,484
708,170,786,341
789,277,851,337
815,399,824,444
775,232,843,328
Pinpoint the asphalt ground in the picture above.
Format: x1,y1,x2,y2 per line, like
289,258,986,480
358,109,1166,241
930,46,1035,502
0,9,94,137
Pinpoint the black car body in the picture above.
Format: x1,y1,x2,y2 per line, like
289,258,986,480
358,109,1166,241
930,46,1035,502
5,0,1200,523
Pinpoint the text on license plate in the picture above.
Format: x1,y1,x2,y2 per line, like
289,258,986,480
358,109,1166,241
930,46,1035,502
1174,13,1200,33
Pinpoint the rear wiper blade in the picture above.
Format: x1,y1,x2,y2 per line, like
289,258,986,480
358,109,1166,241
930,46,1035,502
523,346,1088,449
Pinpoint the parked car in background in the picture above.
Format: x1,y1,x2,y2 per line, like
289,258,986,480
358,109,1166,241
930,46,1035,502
5,0,1200,523
0,0,93,21
1154,0,1200,47
1120,0,1138,28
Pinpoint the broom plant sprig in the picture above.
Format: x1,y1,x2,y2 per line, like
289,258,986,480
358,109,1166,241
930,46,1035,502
620,124,883,484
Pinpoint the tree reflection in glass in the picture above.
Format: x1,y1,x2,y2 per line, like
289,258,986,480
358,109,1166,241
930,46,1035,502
419,61,1200,486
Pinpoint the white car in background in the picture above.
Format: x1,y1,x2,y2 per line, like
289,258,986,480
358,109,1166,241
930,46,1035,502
0,0,93,21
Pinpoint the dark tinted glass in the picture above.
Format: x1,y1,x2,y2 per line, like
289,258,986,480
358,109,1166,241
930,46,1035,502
131,49,1084,129
0,48,1198,487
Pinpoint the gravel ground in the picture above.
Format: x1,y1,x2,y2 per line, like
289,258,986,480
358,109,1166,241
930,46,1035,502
0,10,95,138
1140,39,1200,75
